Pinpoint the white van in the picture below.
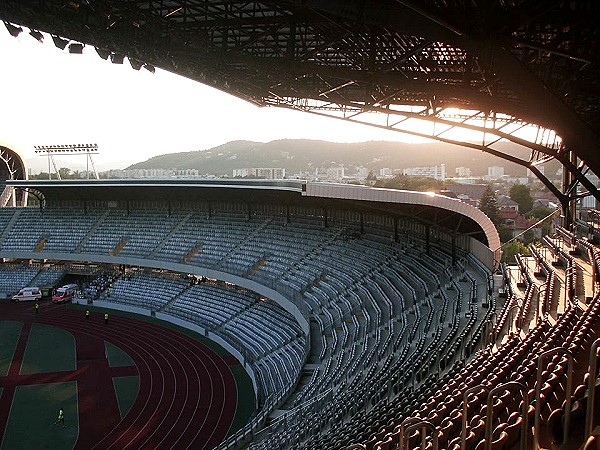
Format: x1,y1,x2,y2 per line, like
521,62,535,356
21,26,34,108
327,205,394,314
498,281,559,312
12,287,42,302
52,283,79,304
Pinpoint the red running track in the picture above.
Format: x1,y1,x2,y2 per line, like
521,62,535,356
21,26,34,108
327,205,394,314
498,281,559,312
0,301,239,450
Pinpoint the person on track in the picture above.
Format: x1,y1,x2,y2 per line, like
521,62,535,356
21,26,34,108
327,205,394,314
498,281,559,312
35,302,39,314
56,407,65,427
104,312,109,324
85,309,90,320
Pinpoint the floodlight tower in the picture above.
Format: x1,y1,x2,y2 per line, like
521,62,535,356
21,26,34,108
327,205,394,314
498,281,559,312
34,144,99,180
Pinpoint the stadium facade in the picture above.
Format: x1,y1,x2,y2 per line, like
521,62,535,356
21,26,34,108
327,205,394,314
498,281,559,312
0,141,27,207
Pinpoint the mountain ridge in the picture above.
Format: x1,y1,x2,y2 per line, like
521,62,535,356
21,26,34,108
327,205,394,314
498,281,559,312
126,139,560,177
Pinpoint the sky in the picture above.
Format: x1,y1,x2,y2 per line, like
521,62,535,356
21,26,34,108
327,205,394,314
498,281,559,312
0,26,427,173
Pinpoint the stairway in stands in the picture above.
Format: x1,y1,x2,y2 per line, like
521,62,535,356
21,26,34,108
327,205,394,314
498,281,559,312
0,209,21,246
74,211,110,253
149,213,192,259
216,217,273,268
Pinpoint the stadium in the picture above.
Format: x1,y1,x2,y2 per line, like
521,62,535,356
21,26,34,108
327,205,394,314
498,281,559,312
1,1,600,450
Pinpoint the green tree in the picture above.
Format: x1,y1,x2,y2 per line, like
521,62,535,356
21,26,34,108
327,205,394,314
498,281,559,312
58,167,72,179
366,171,377,181
528,206,556,236
529,206,554,220
501,240,530,263
374,175,451,192
479,185,501,226
509,183,534,214
498,224,514,243
29,172,50,180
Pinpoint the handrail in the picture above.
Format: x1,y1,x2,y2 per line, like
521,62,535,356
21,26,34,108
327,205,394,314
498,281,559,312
586,339,600,438
483,319,495,347
564,265,577,308
506,303,522,334
398,417,425,450
462,384,489,450
485,381,528,450
401,420,438,450
260,387,333,433
537,281,548,321
534,348,573,448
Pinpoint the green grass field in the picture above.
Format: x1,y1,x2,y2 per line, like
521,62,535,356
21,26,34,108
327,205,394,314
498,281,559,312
106,341,139,419
227,364,255,437
113,376,140,419
105,341,135,367
20,324,76,375
0,321,22,376
1,382,78,450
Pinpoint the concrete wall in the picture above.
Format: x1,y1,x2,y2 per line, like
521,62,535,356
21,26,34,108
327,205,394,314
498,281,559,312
1,250,309,336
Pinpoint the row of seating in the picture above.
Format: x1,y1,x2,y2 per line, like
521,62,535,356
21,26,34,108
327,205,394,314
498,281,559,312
81,211,188,257
0,206,492,449
0,209,102,253
0,264,64,296
103,273,190,311
493,264,515,336
360,224,600,450
252,261,491,450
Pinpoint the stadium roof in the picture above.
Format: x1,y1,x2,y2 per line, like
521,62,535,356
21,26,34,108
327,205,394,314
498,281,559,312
1,1,599,218
8,178,500,251
0,1,598,176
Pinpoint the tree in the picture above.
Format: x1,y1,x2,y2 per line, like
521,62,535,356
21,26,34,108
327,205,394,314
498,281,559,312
501,240,530,263
58,167,73,179
29,172,51,180
479,185,501,226
528,206,556,236
529,206,554,220
374,175,450,192
498,224,514,243
509,183,534,214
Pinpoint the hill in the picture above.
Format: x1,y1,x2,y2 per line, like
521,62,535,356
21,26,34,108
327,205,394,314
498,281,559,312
127,139,561,178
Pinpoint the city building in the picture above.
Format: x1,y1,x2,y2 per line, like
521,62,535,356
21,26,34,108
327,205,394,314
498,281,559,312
445,184,489,207
402,164,446,180
485,166,505,180
379,168,394,177
578,171,600,213
106,168,201,178
500,209,541,240
233,168,286,179
455,166,471,177
527,166,545,178
325,166,345,181
497,195,519,212
356,166,370,179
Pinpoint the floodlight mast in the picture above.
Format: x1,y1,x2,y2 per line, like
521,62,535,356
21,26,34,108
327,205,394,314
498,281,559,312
33,144,100,180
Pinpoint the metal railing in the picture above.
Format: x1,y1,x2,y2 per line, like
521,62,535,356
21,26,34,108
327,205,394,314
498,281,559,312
586,338,600,438
534,348,573,448
485,382,529,450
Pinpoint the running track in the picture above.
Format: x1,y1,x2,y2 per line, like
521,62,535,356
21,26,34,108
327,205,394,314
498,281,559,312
0,301,239,449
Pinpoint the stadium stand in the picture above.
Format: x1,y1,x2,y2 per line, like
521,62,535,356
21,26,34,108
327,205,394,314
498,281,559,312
342,221,600,450
7,180,600,448
0,263,64,298
0,185,497,450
